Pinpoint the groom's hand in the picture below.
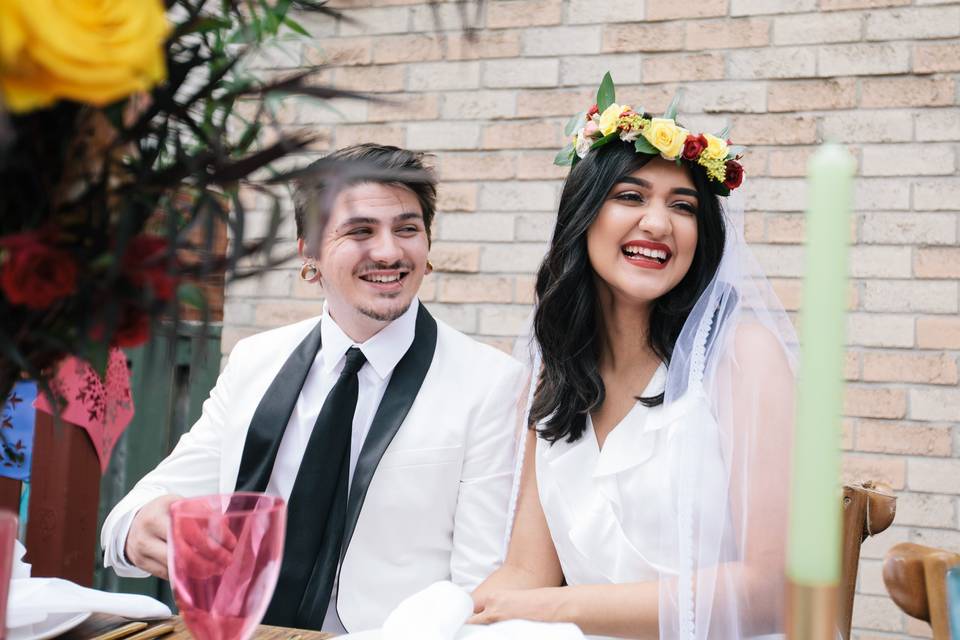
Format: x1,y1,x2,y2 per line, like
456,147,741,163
125,494,181,580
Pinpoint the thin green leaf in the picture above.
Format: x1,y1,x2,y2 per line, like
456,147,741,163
663,90,683,121
564,111,587,137
554,144,575,166
282,17,310,37
715,125,731,140
590,131,618,150
181,17,233,36
634,137,658,155
596,72,616,113
728,145,746,158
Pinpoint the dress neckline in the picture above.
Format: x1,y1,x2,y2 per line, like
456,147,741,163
587,362,667,452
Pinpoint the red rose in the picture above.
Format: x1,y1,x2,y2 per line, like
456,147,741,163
113,307,151,348
0,233,78,309
682,134,708,161
724,160,745,190
123,235,177,301
587,104,599,117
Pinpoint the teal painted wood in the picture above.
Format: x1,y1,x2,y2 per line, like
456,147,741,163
94,323,223,604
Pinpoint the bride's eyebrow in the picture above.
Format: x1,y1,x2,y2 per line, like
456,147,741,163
615,176,699,199
615,176,650,188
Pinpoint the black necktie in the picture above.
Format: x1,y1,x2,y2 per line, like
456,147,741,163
263,346,367,628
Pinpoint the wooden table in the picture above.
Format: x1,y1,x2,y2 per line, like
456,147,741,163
57,613,336,639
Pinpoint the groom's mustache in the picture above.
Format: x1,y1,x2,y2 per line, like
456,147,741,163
354,260,415,276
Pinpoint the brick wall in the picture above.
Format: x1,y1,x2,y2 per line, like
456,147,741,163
223,1,960,636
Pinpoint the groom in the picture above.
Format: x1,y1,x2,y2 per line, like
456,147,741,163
101,144,524,634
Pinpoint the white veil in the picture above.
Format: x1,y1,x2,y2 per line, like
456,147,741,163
508,191,798,639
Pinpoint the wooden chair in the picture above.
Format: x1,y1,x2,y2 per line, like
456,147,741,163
884,542,960,639
839,481,897,640
0,412,101,586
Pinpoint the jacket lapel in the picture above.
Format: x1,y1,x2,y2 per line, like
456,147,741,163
234,320,323,492
340,305,438,557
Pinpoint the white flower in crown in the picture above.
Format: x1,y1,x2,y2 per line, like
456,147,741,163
575,129,593,159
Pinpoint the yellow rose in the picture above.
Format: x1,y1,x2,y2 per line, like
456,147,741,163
643,118,688,160
598,103,630,136
701,133,729,162
0,0,170,113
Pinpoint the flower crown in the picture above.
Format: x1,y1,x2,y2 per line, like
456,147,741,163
555,73,745,195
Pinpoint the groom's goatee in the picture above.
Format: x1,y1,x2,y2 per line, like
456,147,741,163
359,303,410,322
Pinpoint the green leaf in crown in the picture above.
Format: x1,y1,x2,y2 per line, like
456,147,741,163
596,72,615,113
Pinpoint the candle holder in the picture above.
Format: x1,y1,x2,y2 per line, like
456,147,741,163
786,578,838,640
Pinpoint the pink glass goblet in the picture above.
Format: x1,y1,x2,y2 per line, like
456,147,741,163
168,493,286,640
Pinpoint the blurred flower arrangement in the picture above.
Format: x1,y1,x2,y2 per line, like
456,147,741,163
0,0,358,402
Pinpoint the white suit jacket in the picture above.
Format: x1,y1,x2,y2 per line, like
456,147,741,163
101,304,524,632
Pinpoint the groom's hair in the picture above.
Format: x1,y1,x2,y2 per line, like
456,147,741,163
293,143,438,242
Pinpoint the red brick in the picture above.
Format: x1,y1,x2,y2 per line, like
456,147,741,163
914,247,960,279
481,120,563,150
861,76,956,108
914,43,960,73
516,88,594,118
685,18,771,50
863,351,958,385
446,31,523,60
917,316,960,349
487,0,562,29
729,114,818,145
436,153,517,181
371,34,443,64
367,94,440,122
768,79,857,112
642,53,726,83
602,22,687,53
843,387,907,419
857,420,953,456
646,0,728,20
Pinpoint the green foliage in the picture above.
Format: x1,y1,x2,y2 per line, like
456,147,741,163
596,72,616,113
634,137,659,156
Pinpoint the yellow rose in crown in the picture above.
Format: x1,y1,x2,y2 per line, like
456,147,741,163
598,103,630,136
701,133,729,162
643,118,689,160
0,0,170,113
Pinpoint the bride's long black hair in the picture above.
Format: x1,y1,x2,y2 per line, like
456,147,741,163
532,141,727,443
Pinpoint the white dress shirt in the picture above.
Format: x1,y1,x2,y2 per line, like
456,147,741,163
113,299,419,634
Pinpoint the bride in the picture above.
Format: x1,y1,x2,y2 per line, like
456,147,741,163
469,77,798,639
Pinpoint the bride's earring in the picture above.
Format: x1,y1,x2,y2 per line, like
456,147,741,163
300,262,320,281
426,260,434,275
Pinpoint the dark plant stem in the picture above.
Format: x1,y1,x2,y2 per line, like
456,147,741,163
0,362,19,407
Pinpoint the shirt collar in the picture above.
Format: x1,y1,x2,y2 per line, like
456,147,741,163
320,298,419,380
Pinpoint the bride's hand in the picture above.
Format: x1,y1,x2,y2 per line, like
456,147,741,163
468,587,562,625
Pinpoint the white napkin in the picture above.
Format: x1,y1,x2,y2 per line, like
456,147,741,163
461,620,586,640
383,581,473,640
369,581,585,640
7,540,171,629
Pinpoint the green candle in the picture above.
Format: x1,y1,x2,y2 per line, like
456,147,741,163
787,143,856,585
